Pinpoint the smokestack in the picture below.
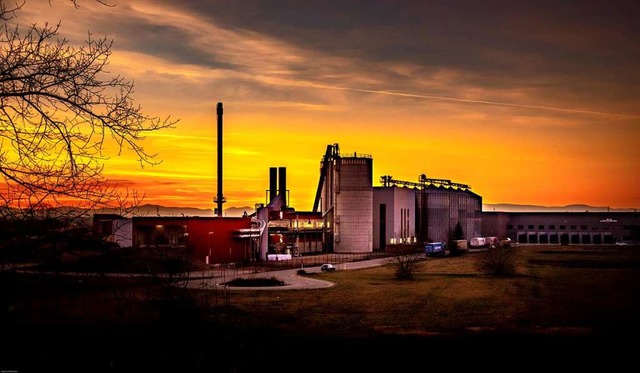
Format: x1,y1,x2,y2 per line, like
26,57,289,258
278,167,287,207
269,167,277,203
214,102,225,216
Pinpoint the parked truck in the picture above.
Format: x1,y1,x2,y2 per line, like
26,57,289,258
424,242,446,257
468,236,499,249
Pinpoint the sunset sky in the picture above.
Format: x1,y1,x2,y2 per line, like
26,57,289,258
13,0,640,210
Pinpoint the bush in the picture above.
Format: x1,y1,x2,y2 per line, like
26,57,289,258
297,269,307,275
223,277,285,287
475,246,518,276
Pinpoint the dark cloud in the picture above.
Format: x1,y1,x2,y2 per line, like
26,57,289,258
86,7,233,69
149,0,639,105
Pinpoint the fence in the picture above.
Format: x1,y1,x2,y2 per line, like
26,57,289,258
209,250,392,277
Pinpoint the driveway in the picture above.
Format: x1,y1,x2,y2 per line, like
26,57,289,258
191,256,400,291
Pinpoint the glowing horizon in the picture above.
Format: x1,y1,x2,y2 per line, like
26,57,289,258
8,1,639,210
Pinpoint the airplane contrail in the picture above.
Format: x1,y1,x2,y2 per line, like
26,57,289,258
304,83,640,119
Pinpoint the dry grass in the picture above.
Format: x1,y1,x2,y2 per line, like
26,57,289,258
2,245,639,371
210,245,640,338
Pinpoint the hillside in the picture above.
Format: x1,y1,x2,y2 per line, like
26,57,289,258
482,203,637,213
96,204,256,218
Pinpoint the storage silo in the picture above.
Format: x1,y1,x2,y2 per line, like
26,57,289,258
314,144,373,253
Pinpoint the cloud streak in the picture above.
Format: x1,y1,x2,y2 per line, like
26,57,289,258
9,0,640,208
299,84,640,119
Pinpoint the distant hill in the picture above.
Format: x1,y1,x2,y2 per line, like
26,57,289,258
97,203,636,217
483,203,638,213
224,206,256,217
96,204,255,218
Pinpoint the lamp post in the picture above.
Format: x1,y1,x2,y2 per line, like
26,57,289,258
208,231,214,266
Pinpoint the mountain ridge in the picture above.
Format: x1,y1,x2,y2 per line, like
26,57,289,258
97,203,637,217
483,203,637,213
97,204,256,217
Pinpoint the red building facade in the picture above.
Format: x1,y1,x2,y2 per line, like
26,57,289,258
132,216,252,264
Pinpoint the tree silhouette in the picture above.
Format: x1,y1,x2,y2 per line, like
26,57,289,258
448,221,465,256
452,221,464,240
0,1,177,222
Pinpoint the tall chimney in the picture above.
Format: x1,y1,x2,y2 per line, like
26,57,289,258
214,102,225,216
269,167,277,203
278,166,287,207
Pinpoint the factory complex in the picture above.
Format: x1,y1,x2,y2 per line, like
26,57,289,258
93,104,640,265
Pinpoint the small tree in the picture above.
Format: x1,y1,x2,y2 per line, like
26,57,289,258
387,243,421,280
475,244,519,276
448,221,465,256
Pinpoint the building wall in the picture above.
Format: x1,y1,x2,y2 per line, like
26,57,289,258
92,214,132,248
112,219,132,248
373,186,416,250
481,212,510,239
424,188,482,243
187,218,252,263
334,158,373,253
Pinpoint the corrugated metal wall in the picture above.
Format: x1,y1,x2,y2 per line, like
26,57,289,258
424,188,482,242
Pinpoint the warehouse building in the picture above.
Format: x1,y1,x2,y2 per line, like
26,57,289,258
372,174,482,250
482,212,640,245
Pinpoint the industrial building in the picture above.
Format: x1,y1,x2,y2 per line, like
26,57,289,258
372,174,482,250
482,212,640,245
261,166,324,257
132,216,254,263
313,144,374,253
311,144,482,253
91,102,639,265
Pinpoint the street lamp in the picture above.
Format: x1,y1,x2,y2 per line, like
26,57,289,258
208,232,214,265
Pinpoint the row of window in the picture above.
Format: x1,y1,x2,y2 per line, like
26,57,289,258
516,233,614,245
508,224,610,230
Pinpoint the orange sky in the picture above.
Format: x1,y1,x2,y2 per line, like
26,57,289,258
11,0,640,210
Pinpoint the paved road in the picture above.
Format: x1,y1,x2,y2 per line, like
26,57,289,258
194,256,404,291
11,255,423,291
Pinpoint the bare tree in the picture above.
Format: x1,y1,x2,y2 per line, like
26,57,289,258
0,0,177,223
386,235,421,280
474,242,519,277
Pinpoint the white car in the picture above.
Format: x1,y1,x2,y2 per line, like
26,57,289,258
320,263,336,272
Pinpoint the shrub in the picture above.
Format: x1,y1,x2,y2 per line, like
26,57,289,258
223,277,285,287
297,269,307,275
475,246,518,276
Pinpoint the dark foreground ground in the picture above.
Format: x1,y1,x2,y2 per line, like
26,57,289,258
2,244,639,372
1,322,637,372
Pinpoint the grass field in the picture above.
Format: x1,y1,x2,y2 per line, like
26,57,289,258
1,244,639,372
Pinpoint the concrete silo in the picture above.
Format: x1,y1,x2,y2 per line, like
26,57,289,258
313,144,373,253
